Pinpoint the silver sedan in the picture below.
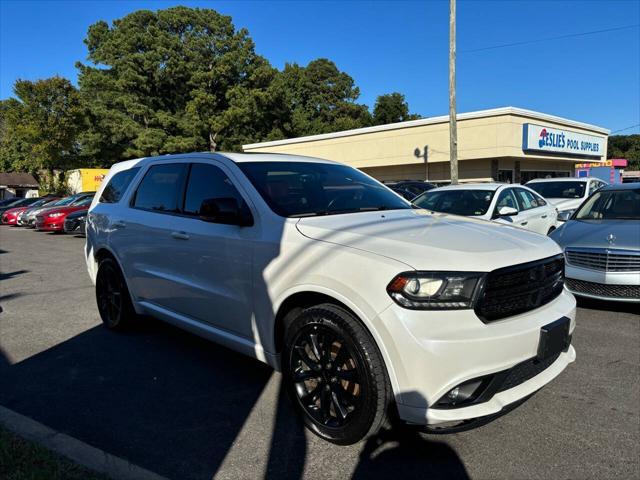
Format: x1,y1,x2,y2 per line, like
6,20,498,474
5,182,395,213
550,183,640,302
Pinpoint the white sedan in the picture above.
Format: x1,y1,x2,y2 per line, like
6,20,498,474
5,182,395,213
413,183,558,235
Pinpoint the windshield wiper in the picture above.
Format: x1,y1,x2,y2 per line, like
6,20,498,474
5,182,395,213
289,211,328,218
291,206,397,218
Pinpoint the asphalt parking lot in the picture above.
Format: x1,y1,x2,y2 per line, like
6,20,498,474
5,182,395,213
0,226,638,480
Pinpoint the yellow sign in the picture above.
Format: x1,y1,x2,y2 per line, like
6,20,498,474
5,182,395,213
575,160,612,168
81,169,109,192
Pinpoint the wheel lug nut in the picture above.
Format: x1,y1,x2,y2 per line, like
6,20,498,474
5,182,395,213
325,385,330,391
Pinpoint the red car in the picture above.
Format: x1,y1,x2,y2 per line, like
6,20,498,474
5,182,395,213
2,205,32,225
35,197,93,232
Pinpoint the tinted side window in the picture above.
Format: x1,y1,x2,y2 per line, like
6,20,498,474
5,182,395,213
132,164,187,212
100,168,140,203
532,191,546,206
514,188,537,210
495,189,518,211
183,163,244,215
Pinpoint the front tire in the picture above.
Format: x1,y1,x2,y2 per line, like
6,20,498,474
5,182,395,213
283,303,391,445
96,257,136,330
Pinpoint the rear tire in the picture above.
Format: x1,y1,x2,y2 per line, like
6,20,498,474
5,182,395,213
96,257,136,330
283,303,391,445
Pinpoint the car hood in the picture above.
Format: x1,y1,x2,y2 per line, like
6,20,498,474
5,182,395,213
29,206,59,217
3,207,25,215
296,209,561,271
550,219,640,251
546,198,583,211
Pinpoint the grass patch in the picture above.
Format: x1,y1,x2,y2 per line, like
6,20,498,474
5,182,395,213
0,426,108,480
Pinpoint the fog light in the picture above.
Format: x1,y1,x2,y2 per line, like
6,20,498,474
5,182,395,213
447,387,461,401
435,378,489,408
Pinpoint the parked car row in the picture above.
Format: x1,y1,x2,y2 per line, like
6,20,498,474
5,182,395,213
1,191,93,235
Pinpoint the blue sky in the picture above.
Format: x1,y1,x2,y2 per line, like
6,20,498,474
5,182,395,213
1,0,639,133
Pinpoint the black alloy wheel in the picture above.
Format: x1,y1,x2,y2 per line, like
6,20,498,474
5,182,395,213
284,304,391,445
290,323,363,428
96,257,135,330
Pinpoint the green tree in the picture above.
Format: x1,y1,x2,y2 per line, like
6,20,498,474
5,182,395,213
372,92,420,125
77,6,275,161
0,77,83,190
608,134,640,170
264,58,372,140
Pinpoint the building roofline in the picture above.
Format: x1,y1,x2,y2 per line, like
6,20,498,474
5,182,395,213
243,106,610,150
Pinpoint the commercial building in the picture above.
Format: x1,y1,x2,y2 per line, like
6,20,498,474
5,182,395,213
243,107,609,184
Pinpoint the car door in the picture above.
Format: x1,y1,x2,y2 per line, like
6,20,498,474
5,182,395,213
513,187,547,234
161,161,256,339
112,162,190,309
528,189,557,233
492,187,529,229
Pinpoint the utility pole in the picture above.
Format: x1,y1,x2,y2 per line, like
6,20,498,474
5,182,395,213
449,0,458,185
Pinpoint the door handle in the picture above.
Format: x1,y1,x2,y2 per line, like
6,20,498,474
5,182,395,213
171,231,190,240
541,215,548,219
113,220,126,229
520,221,528,226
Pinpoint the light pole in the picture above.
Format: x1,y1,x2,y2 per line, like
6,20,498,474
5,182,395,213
449,0,458,185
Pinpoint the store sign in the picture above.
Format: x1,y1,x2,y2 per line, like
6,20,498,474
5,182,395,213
522,124,605,158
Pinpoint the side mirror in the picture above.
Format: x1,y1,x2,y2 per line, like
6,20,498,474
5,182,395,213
199,198,253,226
495,206,518,218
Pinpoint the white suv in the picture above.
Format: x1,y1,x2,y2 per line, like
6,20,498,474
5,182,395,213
527,177,608,222
86,153,576,444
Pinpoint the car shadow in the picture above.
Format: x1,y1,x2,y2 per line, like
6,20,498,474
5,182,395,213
0,318,273,479
352,426,469,479
0,317,470,479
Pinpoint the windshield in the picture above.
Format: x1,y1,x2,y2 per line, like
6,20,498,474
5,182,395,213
73,197,93,207
53,195,80,206
413,189,495,216
237,161,411,217
30,198,52,207
528,181,586,199
575,188,640,220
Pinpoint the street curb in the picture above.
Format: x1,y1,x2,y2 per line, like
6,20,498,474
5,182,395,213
0,405,169,480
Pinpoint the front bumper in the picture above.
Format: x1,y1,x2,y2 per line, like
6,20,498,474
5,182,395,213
565,264,640,302
375,289,576,426
36,219,64,231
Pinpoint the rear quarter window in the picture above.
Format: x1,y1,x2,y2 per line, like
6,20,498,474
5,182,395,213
100,168,141,203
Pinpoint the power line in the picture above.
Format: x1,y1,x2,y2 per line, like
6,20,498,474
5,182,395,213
611,124,640,134
460,24,639,53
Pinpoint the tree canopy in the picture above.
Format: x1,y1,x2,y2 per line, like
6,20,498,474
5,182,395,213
77,6,275,158
608,134,640,170
372,92,420,125
0,77,83,188
1,6,420,171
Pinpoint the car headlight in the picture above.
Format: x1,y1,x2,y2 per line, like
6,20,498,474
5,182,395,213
556,209,575,222
48,212,64,218
387,272,485,309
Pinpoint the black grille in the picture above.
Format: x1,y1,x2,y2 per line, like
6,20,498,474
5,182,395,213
475,255,565,321
495,352,561,394
566,278,640,300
